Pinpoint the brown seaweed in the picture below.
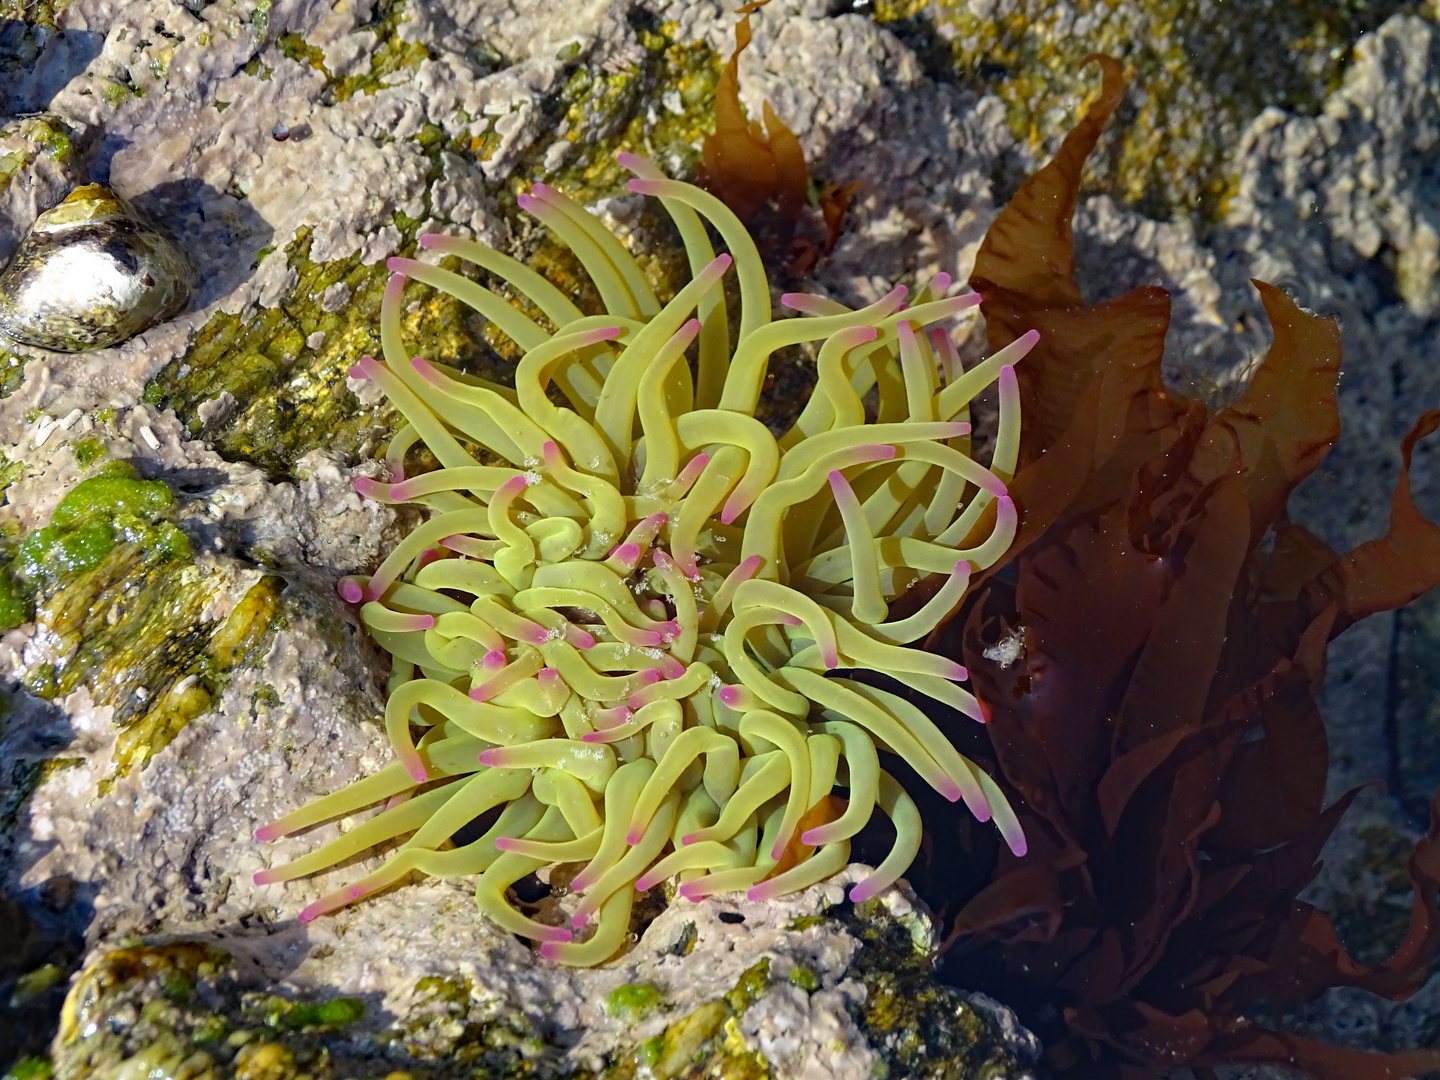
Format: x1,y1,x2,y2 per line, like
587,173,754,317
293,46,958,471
698,2,857,274
938,55,1440,1080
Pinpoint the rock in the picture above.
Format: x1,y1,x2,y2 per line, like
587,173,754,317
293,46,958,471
44,871,1039,1079
0,0,1438,1075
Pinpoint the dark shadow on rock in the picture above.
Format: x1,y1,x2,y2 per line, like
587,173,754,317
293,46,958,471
127,178,276,311
0,681,96,1068
0,21,104,115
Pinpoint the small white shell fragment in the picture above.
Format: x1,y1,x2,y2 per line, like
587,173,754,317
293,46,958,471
58,408,83,430
139,425,160,450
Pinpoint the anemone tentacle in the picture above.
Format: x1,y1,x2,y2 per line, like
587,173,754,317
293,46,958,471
257,157,1032,966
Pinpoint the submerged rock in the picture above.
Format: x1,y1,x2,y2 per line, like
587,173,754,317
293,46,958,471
0,185,193,353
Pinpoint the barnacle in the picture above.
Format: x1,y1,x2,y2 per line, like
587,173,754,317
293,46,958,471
254,156,1030,966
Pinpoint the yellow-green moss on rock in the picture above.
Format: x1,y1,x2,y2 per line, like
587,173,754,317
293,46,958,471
888,0,1430,219
0,463,283,781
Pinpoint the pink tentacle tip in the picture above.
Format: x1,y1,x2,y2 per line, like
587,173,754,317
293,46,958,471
384,273,405,298
678,882,702,902
531,181,557,199
615,150,643,169
405,761,429,784
539,667,564,687
799,828,826,846
297,903,324,924
747,883,778,903
253,869,278,885
717,685,741,708
348,364,367,380
418,233,439,249
255,823,283,842
614,542,641,565
654,654,687,679
708,253,733,273
944,660,968,681
477,749,504,767
1007,833,1029,858
821,648,840,670
566,625,596,649
633,630,664,648
517,191,538,210
536,925,573,944
483,649,507,671
635,874,658,892
337,579,363,604
580,731,609,744
932,271,953,294
626,827,645,845
493,837,518,852
527,626,552,646
539,943,561,960
848,882,879,904
780,614,803,627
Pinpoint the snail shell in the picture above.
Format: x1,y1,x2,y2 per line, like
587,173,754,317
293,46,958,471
0,184,194,352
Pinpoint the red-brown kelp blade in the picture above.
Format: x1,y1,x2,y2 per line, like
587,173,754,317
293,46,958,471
946,49,1440,1080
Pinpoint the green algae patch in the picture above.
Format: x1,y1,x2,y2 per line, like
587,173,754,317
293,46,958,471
786,965,819,994
50,943,380,1080
0,464,285,781
142,225,525,480
909,0,1426,220
0,113,76,200
605,983,661,1024
51,475,174,529
246,994,364,1031
608,960,773,1080
2,463,188,632
1,1059,51,1080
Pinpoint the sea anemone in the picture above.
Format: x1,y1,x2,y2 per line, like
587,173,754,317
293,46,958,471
254,155,1031,966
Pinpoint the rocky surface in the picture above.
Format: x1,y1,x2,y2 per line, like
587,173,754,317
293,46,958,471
0,0,1438,1076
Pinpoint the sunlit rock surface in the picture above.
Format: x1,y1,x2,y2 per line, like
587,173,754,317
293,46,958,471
0,0,1438,1075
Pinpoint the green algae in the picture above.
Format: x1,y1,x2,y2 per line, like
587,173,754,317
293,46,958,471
0,115,76,198
608,960,772,1080
1,1059,52,1080
786,965,818,994
50,944,384,1080
245,995,364,1031
141,226,510,479
0,462,285,781
605,983,662,1024
884,0,1429,220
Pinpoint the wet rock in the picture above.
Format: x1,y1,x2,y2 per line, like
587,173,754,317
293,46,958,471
0,185,193,353
45,872,1038,1080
